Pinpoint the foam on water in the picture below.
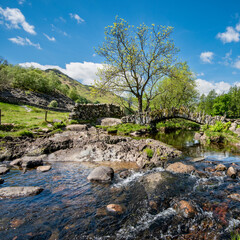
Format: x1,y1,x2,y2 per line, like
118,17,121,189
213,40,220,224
116,207,176,239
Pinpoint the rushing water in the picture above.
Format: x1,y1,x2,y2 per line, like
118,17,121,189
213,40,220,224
0,131,240,240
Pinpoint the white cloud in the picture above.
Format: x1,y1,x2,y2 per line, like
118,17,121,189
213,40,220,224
43,33,56,42
19,61,103,85
195,79,236,95
0,7,36,35
18,0,25,4
217,26,240,43
234,58,240,69
197,72,204,77
200,51,214,63
70,13,84,24
9,36,41,49
51,24,68,37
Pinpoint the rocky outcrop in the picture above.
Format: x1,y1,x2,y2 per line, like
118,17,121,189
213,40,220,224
70,103,123,121
0,88,74,111
87,166,114,182
0,186,43,198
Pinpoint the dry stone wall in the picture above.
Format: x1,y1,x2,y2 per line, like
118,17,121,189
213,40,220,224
69,103,123,121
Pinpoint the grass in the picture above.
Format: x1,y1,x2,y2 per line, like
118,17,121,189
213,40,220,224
0,102,69,137
96,123,151,135
144,147,154,158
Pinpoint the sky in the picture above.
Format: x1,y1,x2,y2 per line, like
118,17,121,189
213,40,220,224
0,0,240,95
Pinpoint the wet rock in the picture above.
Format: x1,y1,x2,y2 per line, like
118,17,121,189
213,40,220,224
149,200,158,210
119,170,131,179
166,162,196,174
0,178,4,184
174,200,196,218
96,208,107,217
194,170,209,178
228,193,240,202
10,218,24,228
227,166,237,179
37,165,52,172
87,166,114,182
215,164,227,171
212,171,224,177
0,186,43,198
66,124,88,131
191,157,205,162
205,167,215,172
10,155,45,168
0,166,10,175
106,204,124,214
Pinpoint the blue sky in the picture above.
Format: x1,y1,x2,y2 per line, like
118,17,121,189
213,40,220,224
0,0,240,95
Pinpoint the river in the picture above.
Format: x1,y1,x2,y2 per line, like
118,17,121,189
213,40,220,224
0,130,240,239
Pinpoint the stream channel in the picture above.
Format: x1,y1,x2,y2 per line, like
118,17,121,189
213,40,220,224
0,130,240,239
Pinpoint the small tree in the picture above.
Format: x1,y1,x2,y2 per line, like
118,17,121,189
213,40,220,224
95,17,178,112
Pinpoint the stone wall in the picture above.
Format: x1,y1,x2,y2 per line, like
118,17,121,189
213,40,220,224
69,103,123,120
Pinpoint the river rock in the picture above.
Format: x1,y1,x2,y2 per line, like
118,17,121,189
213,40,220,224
0,166,10,175
119,170,131,179
174,200,196,218
0,178,4,184
228,193,240,202
0,186,43,198
10,155,45,168
191,157,205,162
87,166,114,182
66,124,88,131
106,204,124,214
166,162,196,174
215,164,227,171
227,166,237,179
37,165,52,172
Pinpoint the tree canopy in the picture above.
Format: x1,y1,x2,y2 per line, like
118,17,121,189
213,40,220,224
95,17,178,112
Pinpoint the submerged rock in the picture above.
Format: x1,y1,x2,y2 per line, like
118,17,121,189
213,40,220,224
0,166,10,175
87,166,114,182
0,186,43,198
0,178,4,184
106,204,124,214
166,162,196,174
228,193,240,202
119,170,131,179
174,200,197,218
37,165,52,172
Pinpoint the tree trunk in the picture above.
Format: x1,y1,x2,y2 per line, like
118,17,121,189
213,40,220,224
138,95,143,113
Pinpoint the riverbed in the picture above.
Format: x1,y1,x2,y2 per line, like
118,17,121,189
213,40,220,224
0,130,240,239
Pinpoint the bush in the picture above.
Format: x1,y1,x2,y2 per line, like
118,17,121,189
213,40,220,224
144,148,154,158
48,100,58,108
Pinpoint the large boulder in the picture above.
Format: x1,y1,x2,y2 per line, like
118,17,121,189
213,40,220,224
215,164,227,171
66,124,88,131
0,186,43,198
87,166,114,182
166,162,196,174
10,155,45,168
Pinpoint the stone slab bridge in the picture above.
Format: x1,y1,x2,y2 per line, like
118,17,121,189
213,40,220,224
121,107,226,129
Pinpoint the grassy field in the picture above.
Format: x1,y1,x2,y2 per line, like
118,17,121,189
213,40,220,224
0,102,69,137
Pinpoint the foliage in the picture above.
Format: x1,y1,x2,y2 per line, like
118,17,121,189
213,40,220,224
156,119,200,130
95,16,178,112
18,130,34,137
48,100,58,108
197,86,240,117
53,122,66,129
202,121,231,133
144,148,154,158
151,62,198,111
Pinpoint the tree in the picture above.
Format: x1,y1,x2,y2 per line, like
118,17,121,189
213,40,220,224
95,17,178,112
150,62,198,110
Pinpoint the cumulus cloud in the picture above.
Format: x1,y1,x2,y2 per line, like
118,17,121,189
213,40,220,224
200,51,214,63
0,7,36,34
19,61,103,85
217,24,240,43
9,36,41,49
70,13,84,24
195,79,235,95
234,58,240,69
43,33,56,42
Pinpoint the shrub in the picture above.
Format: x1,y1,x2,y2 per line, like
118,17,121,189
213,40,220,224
53,122,66,129
48,100,58,108
144,148,154,158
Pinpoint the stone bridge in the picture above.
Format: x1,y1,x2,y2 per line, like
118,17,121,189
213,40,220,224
121,107,226,128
